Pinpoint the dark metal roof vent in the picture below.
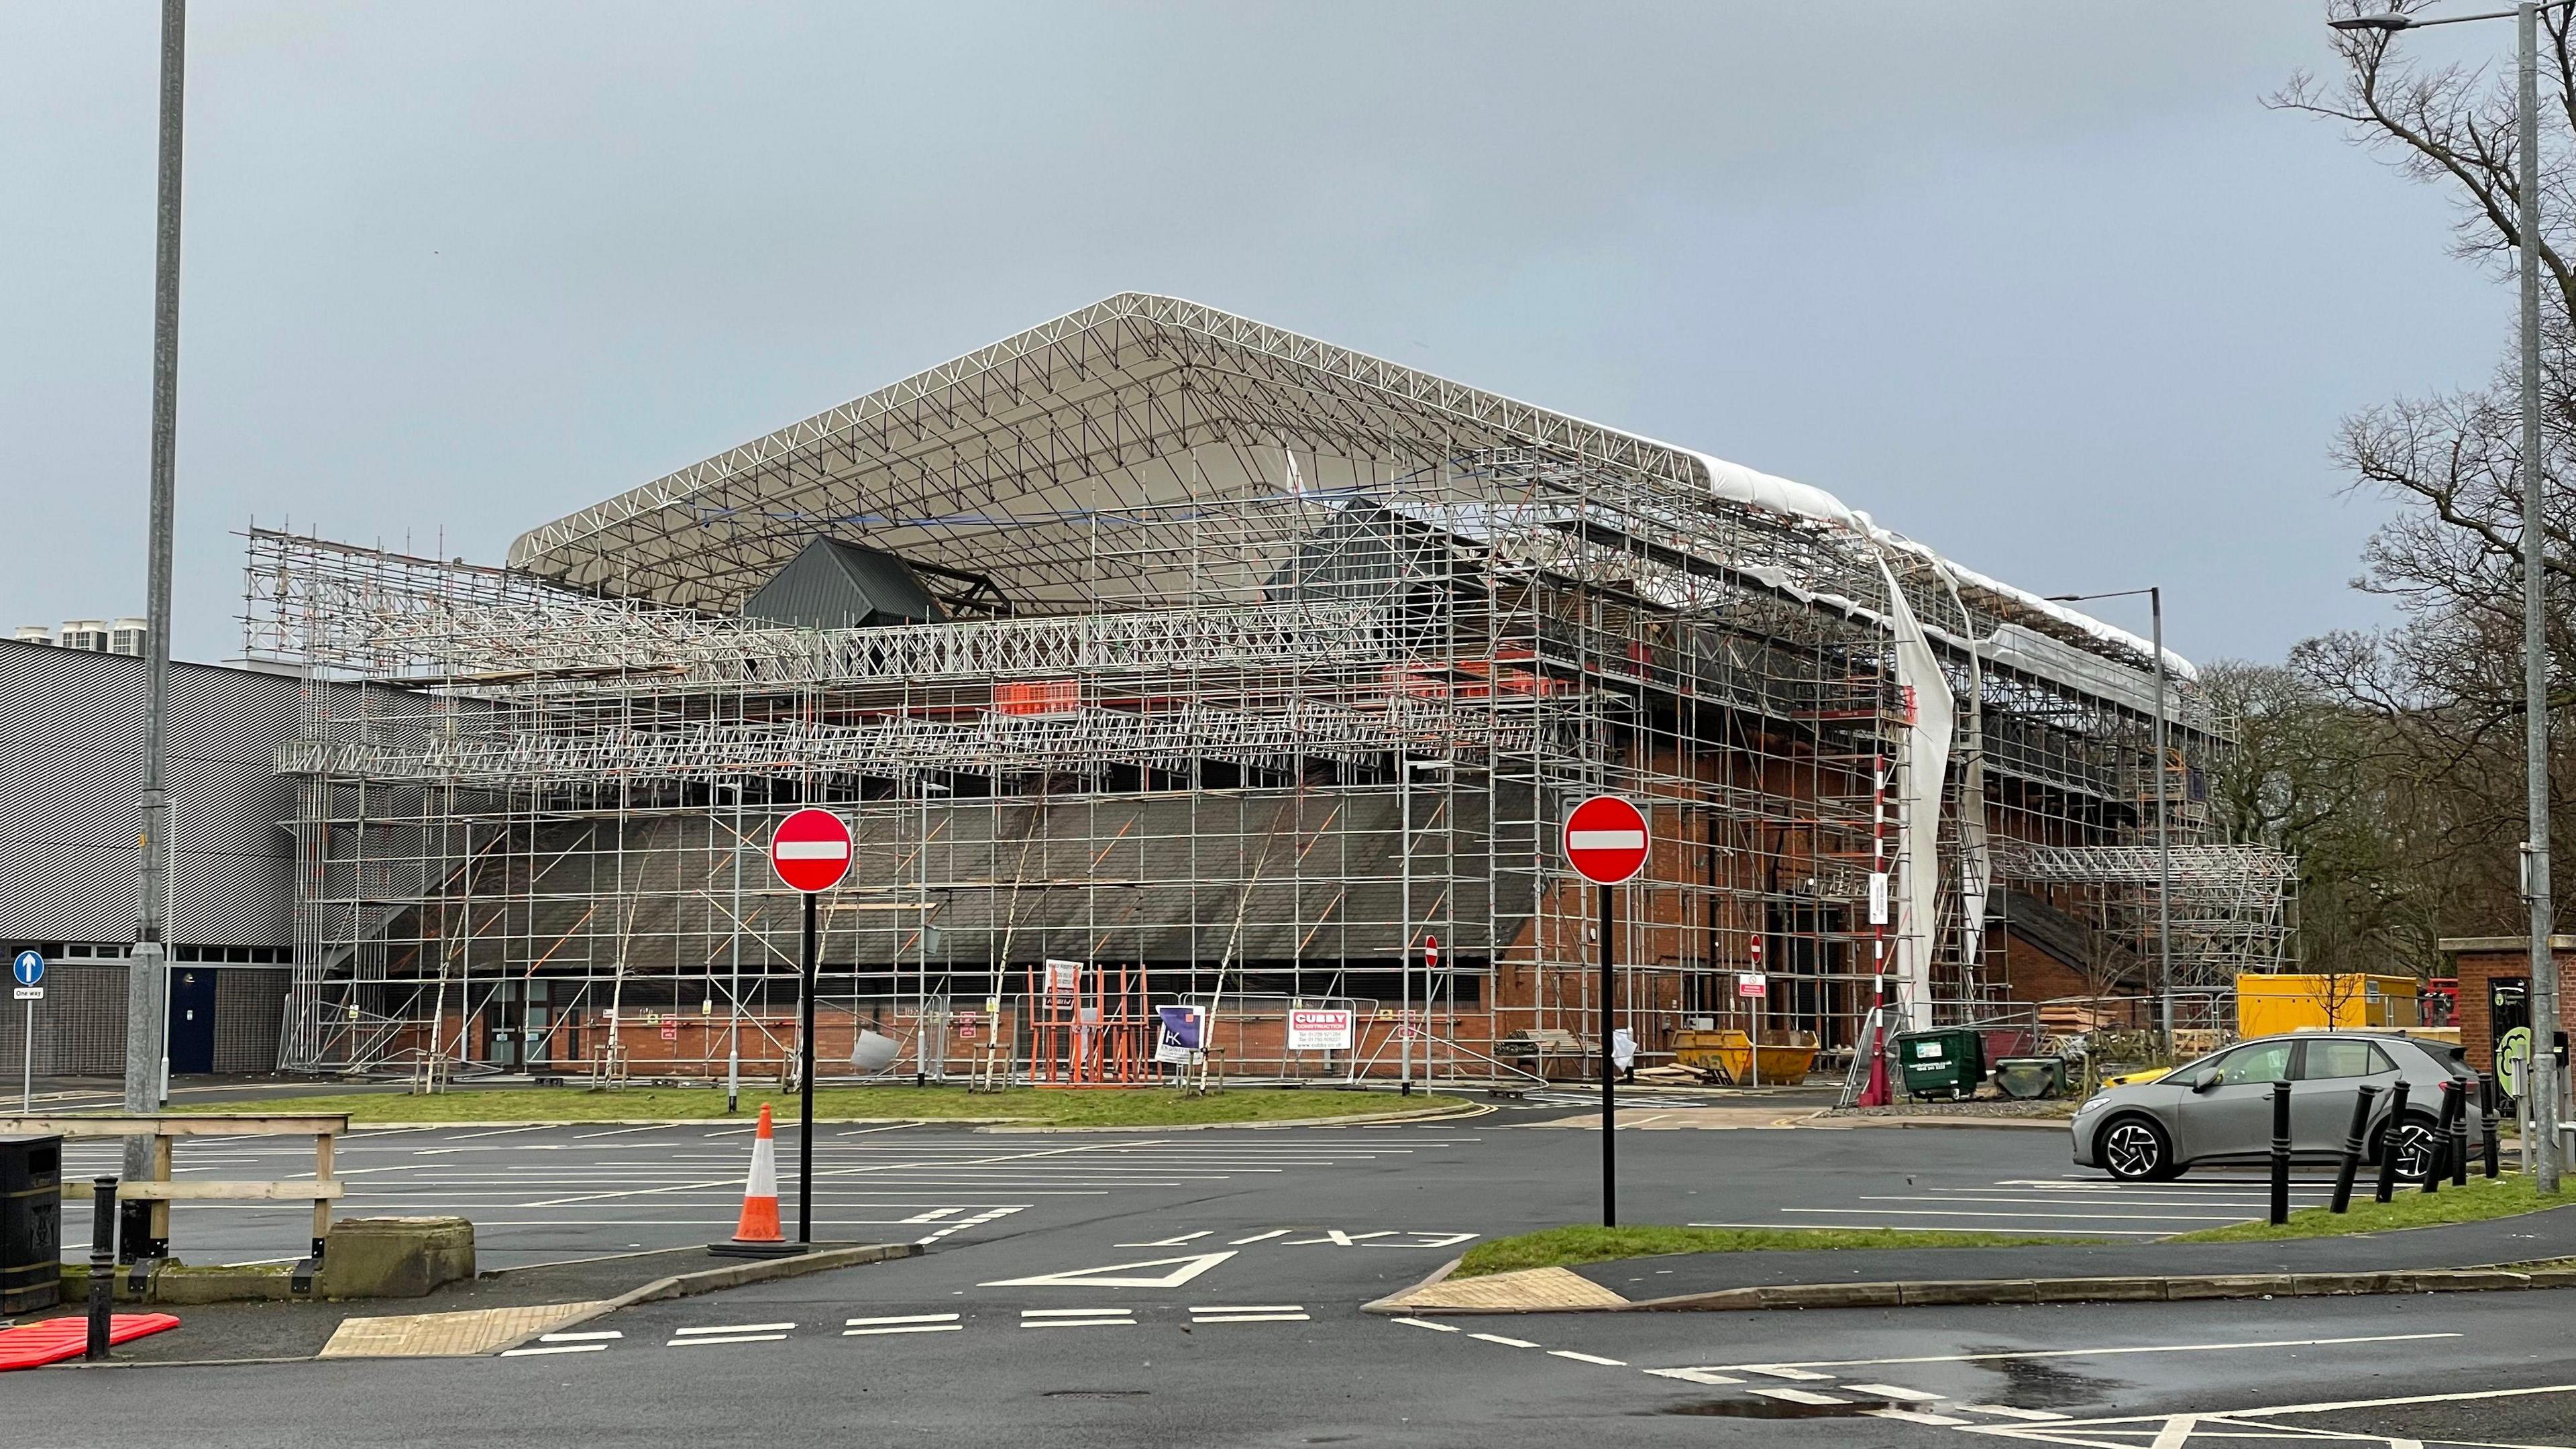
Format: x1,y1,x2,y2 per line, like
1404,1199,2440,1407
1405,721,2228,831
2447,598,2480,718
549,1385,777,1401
741,537,946,631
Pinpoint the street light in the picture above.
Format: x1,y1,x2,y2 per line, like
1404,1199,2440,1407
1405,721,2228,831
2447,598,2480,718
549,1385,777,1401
2331,0,2561,1195
2049,587,2172,1062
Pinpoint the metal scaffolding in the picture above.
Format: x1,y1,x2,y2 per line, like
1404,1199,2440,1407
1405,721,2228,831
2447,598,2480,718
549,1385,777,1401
244,293,2284,1082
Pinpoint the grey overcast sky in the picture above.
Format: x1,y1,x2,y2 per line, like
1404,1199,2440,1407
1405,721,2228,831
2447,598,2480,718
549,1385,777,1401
0,2,2515,666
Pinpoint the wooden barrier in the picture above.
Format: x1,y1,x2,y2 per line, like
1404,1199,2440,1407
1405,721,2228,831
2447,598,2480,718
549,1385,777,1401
0,1114,348,1267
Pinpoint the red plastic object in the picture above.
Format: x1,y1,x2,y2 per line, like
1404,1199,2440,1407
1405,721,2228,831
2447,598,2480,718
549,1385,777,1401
0,1312,180,1371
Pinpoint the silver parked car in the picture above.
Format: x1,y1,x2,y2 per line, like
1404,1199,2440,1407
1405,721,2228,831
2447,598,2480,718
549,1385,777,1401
2072,1031,2471,1182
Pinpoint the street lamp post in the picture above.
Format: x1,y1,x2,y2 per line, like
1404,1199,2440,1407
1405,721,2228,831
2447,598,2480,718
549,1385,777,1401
2332,0,2561,1193
2051,587,2172,1060
123,0,187,1210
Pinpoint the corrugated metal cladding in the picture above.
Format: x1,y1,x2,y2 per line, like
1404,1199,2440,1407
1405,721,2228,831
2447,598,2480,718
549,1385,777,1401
211,969,289,1073
0,965,283,1074
0,964,129,1074
0,638,306,1073
0,638,299,947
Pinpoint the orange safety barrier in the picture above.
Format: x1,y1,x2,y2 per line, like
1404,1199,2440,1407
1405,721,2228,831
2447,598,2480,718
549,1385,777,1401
1026,960,1152,1087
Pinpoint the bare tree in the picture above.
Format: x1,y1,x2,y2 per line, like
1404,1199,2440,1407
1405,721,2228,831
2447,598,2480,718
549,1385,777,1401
2261,2,2576,958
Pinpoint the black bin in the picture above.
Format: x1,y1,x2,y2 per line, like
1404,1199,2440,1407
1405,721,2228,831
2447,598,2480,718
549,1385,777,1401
0,1134,62,1314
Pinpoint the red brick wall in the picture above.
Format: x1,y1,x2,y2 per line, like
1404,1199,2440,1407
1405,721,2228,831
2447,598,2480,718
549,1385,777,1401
2449,945,2576,1073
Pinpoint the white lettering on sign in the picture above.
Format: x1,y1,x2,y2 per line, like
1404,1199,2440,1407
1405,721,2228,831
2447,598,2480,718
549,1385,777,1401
1737,972,1768,999
1566,830,1647,851
773,840,850,859
1287,1008,1354,1051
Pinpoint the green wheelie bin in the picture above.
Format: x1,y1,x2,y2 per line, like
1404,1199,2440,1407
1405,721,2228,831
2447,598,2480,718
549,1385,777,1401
1894,1027,1986,1102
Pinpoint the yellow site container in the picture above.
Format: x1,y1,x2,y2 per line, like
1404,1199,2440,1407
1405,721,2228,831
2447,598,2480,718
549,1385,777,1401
1672,1028,1819,1084
2234,973,2422,1038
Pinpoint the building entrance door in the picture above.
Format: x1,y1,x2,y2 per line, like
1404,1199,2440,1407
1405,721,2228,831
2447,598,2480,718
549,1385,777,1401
484,979,556,1069
168,967,217,1074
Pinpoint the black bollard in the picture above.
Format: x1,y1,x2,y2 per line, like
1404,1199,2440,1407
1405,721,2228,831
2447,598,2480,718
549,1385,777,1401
2269,1079,2293,1226
2423,1080,2459,1195
85,1177,116,1361
2330,1083,2379,1214
2480,1077,2500,1179
2374,1078,2410,1203
2450,1079,2471,1187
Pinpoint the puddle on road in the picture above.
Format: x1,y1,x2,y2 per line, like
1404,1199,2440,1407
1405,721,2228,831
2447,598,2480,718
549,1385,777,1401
1966,1345,2123,1409
1650,1398,1894,1419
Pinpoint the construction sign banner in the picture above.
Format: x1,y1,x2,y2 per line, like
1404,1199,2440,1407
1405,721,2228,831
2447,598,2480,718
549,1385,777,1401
1288,1008,1354,1051
1155,1004,1205,1065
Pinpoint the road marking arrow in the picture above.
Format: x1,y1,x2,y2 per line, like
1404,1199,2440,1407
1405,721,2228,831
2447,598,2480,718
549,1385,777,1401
979,1251,1237,1289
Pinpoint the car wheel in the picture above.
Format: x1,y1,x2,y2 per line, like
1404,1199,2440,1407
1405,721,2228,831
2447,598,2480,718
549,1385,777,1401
2374,1111,2443,1183
2099,1114,2177,1182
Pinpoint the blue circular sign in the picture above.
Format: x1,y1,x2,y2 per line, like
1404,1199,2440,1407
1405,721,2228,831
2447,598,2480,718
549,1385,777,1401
10,951,42,987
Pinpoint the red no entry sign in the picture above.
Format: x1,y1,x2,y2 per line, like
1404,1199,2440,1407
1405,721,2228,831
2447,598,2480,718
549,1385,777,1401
770,808,853,893
1563,795,1650,885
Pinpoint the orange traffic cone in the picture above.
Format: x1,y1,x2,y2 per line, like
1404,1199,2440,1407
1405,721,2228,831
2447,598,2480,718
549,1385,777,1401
708,1103,801,1258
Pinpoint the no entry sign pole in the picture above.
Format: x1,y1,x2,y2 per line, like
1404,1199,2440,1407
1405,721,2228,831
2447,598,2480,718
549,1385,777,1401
771,807,853,1246
1564,796,1649,1228
1599,881,1615,1224
800,891,816,1241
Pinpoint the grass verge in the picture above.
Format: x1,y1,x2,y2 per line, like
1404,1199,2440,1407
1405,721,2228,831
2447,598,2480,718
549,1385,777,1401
1454,1224,2078,1279
2166,1173,2569,1242
169,1085,1465,1128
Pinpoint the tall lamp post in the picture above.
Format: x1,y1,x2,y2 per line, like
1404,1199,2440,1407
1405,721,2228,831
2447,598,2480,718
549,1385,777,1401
125,0,187,1214
2332,1,2561,1193
2049,587,2171,1061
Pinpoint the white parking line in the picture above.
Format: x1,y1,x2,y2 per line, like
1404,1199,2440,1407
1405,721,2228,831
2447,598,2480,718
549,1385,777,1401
500,1343,607,1356
1866,1408,1971,1426
1643,1367,1743,1385
1548,1350,1627,1366
1848,1383,1943,1401
666,1334,788,1346
1748,1387,1848,1405
1468,1332,1540,1348
843,1313,964,1337
537,1330,623,1343
1392,1318,1459,1332
672,1322,795,1336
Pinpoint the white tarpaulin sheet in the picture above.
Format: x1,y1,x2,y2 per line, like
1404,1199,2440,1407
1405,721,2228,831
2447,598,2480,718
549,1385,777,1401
1878,559,1952,1030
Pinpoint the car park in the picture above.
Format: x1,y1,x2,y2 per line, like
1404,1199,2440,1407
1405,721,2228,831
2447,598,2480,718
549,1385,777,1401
2072,1031,2471,1182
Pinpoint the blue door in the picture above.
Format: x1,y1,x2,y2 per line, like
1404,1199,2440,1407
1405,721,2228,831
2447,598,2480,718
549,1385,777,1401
168,968,217,1074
